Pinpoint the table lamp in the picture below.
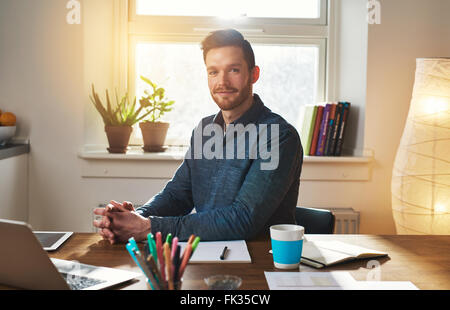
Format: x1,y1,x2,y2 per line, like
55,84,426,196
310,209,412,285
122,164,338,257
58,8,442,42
391,57,450,234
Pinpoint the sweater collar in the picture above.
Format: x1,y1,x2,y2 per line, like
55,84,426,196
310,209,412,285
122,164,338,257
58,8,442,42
212,93,265,129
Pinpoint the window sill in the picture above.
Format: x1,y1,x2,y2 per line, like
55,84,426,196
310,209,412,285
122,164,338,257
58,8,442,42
79,145,189,161
78,145,373,181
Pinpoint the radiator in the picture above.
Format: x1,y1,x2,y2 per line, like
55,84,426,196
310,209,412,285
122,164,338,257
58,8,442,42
326,207,360,234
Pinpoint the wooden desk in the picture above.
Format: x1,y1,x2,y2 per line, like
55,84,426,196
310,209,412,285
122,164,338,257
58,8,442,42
39,233,450,290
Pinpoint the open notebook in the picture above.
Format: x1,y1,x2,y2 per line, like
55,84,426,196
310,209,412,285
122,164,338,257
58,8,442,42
301,240,388,268
179,240,252,263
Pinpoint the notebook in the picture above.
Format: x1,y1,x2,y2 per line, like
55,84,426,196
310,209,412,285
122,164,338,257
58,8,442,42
301,240,388,268
179,240,251,263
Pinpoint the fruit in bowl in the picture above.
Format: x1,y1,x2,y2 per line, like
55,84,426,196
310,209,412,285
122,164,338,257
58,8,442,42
0,112,16,126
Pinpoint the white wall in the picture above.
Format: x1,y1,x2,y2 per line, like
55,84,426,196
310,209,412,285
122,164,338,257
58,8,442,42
0,154,28,221
331,0,368,156
302,0,450,234
0,0,448,233
363,0,450,233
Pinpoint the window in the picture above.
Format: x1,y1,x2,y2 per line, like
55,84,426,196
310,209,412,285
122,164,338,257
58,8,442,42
125,0,329,145
135,0,321,19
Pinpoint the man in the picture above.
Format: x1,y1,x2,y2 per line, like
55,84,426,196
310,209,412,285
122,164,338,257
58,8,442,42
94,29,303,243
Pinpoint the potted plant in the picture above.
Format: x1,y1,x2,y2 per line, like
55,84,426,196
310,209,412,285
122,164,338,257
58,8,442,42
139,76,175,152
89,84,153,153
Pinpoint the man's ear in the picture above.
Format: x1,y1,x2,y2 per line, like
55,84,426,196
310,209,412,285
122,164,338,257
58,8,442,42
251,66,260,84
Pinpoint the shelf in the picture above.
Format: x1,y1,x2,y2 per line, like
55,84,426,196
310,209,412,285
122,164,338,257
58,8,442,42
0,143,30,161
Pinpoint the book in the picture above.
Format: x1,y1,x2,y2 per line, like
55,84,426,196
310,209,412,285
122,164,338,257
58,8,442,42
315,103,331,156
334,102,351,156
305,106,318,155
299,105,317,155
323,103,337,156
301,240,388,268
328,102,343,156
309,105,324,156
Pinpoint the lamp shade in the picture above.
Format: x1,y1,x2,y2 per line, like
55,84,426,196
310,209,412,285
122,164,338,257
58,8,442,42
392,58,450,234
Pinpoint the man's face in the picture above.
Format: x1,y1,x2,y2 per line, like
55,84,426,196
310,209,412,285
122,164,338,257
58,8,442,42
205,46,254,111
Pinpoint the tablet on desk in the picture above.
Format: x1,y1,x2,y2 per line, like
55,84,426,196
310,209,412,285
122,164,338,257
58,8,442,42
33,231,73,251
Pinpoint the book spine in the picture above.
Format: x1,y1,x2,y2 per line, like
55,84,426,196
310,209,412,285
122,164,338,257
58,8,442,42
305,106,318,155
324,103,337,156
299,105,314,155
329,102,343,156
334,102,351,156
300,256,326,268
309,105,323,156
316,104,331,156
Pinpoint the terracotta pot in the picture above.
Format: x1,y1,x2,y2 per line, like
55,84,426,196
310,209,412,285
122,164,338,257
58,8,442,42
104,125,132,153
139,121,169,152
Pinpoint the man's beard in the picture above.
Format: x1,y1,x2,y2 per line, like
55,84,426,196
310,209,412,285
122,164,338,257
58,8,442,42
211,80,252,111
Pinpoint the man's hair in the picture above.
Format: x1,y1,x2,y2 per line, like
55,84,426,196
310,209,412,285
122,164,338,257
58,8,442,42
201,29,255,70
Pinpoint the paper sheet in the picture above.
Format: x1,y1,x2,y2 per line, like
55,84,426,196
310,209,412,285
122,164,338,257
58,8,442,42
264,271,419,290
264,271,357,290
352,281,419,290
179,240,251,263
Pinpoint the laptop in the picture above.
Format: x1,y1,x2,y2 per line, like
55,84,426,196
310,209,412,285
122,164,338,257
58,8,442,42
0,219,141,290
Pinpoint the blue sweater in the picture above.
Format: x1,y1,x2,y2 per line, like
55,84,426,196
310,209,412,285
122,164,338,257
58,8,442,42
136,94,303,241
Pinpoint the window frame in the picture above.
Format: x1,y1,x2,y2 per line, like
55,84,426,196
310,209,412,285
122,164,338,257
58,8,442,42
129,0,328,26
120,0,331,146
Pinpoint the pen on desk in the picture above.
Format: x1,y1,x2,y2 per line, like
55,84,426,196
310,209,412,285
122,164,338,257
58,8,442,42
220,246,228,260
181,234,196,261
146,254,162,285
190,236,201,259
128,237,140,252
126,243,156,290
156,232,165,281
125,242,139,266
172,245,181,282
187,234,195,245
148,233,157,261
164,242,174,290
178,243,192,279
134,247,160,290
171,237,179,259
166,233,173,246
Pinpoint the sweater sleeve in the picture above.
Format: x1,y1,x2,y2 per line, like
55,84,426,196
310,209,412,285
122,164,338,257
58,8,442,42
135,153,194,218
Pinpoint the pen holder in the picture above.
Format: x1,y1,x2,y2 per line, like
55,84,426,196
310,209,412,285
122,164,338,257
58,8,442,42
146,279,183,290
126,232,200,291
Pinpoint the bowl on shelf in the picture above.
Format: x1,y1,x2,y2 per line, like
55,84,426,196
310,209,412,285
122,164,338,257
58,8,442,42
0,126,16,146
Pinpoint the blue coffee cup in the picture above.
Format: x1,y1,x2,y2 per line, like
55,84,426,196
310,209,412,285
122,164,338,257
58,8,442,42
270,224,305,269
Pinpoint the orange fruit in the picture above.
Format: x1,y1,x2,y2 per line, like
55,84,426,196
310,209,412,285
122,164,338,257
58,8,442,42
0,112,16,126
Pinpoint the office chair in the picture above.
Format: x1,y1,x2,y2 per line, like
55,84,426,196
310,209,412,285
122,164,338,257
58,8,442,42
295,206,335,234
